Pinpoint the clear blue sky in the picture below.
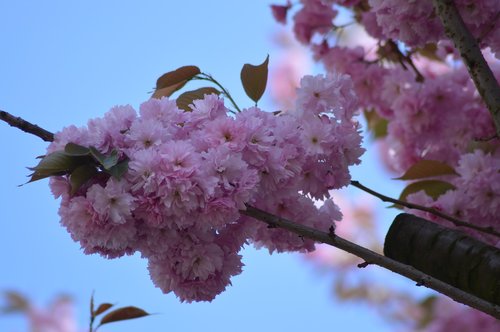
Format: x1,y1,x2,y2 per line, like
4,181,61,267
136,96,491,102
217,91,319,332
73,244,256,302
0,1,417,331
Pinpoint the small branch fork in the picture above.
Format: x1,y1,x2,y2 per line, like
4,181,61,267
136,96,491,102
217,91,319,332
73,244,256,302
2,111,500,318
432,0,500,137
350,180,500,239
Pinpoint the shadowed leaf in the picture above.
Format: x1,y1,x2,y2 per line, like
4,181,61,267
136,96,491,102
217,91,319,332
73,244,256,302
89,147,118,170
395,160,457,180
70,164,98,194
98,306,149,326
94,303,114,316
152,65,201,99
27,152,87,183
64,143,90,156
107,159,129,179
240,55,269,104
399,180,455,202
176,87,221,111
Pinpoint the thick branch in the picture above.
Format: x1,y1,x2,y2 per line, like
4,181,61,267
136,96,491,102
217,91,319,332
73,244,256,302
0,110,54,142
242,205,500,320
432,0,500,136
350,180,500,239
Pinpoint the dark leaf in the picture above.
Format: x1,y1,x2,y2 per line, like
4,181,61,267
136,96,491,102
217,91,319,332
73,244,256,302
176,87,221,111
89,147,119,170
1,291,29,313
27,152,86,183
152,65,201,99
240,55,269,103
415,43,443,62
98,306,149,326
94,303,114,316
364,109,388,139
64,143,90,156
395,160,457,180
69,164,98,194
399,180,455,202
107,159,129,179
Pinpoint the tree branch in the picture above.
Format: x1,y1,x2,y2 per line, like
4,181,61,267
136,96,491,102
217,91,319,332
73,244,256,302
241,205,500,320
0,110,54,142
350,180,500,239
432,0,500,137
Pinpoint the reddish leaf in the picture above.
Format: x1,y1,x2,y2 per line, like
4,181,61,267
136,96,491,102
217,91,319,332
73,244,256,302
94,303,114,316
2,291,29,313
98,306,149,326
176,87,221,111
395,160,457,180
152,65,200,99
399,180,456,202
240,55,269,104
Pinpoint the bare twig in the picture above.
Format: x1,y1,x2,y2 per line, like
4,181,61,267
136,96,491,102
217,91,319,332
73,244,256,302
350,180,500,239
0,110,54,142
432,0,500,136
242,205,500,319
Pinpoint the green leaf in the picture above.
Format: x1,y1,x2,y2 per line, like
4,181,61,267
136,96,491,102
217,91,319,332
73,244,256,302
94,303,114,316
399,180,456,202
395,160,457,180
64,143,90,156
89,147,119,170
176,87,221,111
240,55,269,104
98,306,150,327
107,159,129,179
152,65,201,99
27,151,86,183
363,109,388,139
69,164,98,194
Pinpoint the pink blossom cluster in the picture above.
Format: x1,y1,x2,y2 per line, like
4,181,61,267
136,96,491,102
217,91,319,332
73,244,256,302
47,73,363,302
273,0,500,58
271,0,500,246
421,297,500,332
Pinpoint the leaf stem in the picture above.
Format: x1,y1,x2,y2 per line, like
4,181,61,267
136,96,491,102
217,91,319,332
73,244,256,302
195,73,242,113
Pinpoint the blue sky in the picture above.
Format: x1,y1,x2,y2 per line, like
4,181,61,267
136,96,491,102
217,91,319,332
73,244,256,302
0,1,419,331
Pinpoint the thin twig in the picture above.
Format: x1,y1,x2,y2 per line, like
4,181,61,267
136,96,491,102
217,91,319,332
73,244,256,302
242,205,500,320
350,180,500,239
0,110,54,142
432,0,500,136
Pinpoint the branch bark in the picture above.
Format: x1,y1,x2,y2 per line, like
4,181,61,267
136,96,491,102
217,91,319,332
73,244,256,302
242,205,500,320
0,110,54,142
432,0,500,136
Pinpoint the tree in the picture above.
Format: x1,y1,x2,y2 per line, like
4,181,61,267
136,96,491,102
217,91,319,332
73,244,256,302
1,0,499,330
